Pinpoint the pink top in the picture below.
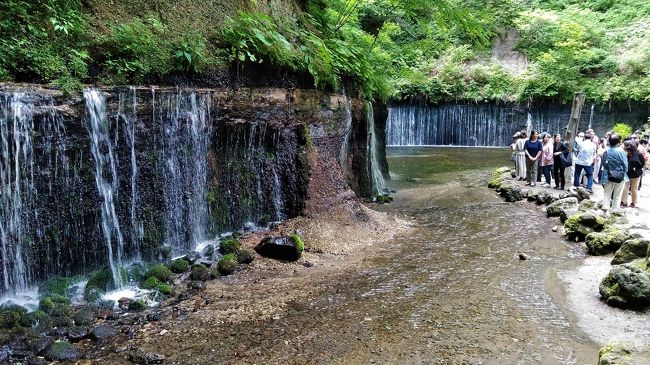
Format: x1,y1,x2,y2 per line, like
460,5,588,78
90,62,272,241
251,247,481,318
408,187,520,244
541,140,554,166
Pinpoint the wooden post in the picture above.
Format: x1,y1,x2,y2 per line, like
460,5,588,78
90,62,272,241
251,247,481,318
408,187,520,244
565,92,586,152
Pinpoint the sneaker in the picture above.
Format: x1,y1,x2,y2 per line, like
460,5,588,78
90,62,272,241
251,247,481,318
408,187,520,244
630,203,636,208
542,183,550,187
530,183,536,187
588,189,593,194
553,185,559,189
621,202,628,208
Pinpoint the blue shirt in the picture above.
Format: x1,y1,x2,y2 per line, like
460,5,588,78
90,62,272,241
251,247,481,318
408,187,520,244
601,147,629,184
524,139,543,159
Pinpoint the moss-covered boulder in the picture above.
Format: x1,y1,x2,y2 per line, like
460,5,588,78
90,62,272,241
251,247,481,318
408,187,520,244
487,173,506,189
546,197,579,217
600,259,650,308
611,238,650,265
190,264,209,281
219,238,240,255
217,253,239,276
579,198,598,211
142,276,162,290
38,276,81,297
38,294,71,315
0,305,31,329
84,267,116,301
166,259,190,274
155,283,174,295
598,343,635,365
585,227,630,255
144,264,173,283
564,211,605,241
45,340,80,362
236,249,255,264
495,167,512,174
128,300,147,312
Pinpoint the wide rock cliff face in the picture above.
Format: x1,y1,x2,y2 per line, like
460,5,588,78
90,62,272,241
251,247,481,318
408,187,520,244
0,84,385,294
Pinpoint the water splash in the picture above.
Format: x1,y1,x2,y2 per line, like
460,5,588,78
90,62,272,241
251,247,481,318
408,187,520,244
84,88,125,289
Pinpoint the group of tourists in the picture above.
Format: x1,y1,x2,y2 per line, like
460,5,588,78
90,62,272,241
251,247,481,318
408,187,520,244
511,128,648,210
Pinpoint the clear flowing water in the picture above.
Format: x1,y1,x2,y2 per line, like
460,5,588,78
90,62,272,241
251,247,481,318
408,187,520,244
85,88,126,288
367,102,387,196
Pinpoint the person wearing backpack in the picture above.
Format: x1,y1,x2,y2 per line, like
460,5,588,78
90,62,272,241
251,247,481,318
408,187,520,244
601,134,628,212
622,140,646,208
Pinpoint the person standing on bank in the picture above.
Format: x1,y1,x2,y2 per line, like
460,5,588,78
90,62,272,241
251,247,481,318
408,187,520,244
574,131,597,193
524,130,543,186
553,133,569,190
622,140,645,208
601,134,628,212
514,131,527,180
540,133,554,187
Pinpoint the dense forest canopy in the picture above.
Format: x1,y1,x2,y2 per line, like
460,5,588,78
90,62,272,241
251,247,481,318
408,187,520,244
0,0,649,103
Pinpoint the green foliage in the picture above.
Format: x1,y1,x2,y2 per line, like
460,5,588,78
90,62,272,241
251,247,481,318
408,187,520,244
128,299,147,312
84,267,114,301
155,283,174,295
612,123,633,139
39,275,83,297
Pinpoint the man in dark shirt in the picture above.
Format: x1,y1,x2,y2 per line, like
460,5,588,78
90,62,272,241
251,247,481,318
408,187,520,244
524,130,543,186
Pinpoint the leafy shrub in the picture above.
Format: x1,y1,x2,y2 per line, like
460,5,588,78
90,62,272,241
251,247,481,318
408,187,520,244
219,238,241,255
144,264,173,283
612,123,633,139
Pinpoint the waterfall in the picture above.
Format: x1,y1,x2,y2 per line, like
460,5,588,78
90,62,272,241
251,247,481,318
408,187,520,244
84,88,125,288
339,90,353,170
127,87,143,258
526,112,533,135
158,91,212,254
0,92,34,293
588,104,595,130
386,104,518,147
367,103,387,197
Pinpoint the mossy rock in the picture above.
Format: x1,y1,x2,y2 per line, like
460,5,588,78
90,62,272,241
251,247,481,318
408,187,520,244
546,197,579,217
611,238,650,265
28,310,47,324
209,267,221,279
84,267,115,301
45,340,80,362
564,211,605,241
190,264,209,281
487,174,505,189
144,264,173,283
0,305,31,329
219,238,240,255
600,260,650,308
598,343,635,365
38,276,82,297
579,199,598,211
236,249,255,264
217,253,239,276
495,167,512,174
73,308,96,326
585,228,630,255
202,244,215,260
38,294,71,315
291,234,304,253
155,284,174,296
128,300,147,312
142,276,162,290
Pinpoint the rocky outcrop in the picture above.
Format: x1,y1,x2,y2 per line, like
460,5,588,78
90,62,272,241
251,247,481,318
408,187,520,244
255,235,304,262
600,260,650,308
611,238,650,264
585,227,630,255
564,211,605,241
546,197,579,218
598,343,636,365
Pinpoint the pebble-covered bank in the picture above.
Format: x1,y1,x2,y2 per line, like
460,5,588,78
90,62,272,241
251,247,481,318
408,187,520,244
488,166,650,364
